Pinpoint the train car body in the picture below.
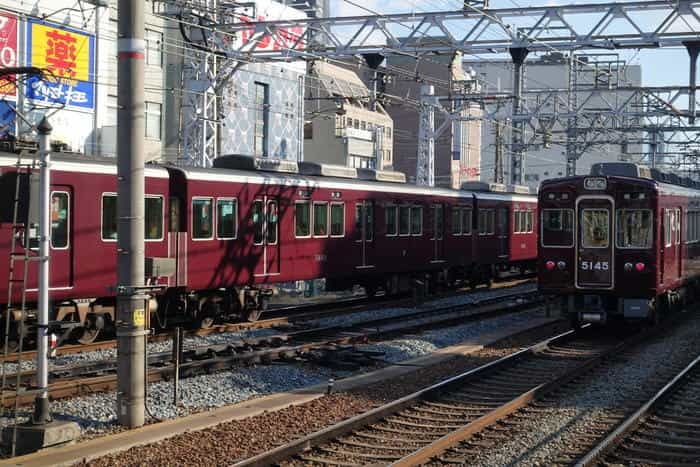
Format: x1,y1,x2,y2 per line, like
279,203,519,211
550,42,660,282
0,152,537,344
538,162,700,325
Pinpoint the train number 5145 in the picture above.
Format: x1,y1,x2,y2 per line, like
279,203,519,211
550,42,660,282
580,261,609,271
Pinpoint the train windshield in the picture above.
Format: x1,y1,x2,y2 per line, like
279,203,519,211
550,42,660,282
541,209,574,247
616,209,652,249
581,209,609,248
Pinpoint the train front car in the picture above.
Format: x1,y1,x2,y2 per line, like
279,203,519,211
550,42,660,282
538,163,661,327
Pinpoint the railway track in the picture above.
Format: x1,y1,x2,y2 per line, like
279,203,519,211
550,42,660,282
578,353,700,467
233,326,649,467
0,279,534,364
1,287,541,408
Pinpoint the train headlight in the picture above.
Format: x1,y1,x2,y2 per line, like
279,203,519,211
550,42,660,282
545,261,555,270
635,262,646,272
557,261,566,270
624,262,633,271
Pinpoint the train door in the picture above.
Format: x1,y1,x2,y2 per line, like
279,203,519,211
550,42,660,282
576,196,613,289
355,201,374,269
252,197,280,277
49,188,73,288
432,204,444,263
497,207,509,260
661,208,681,285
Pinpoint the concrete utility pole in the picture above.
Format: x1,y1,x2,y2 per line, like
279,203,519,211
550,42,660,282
33,117,51,425
494,121,504,184
116,0,147,428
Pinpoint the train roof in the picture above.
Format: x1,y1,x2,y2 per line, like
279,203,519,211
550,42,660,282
541,162,700,198
0,151,536,202
0,151,170,179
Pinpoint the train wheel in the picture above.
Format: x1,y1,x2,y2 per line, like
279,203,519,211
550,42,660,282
245,309,262,322
78,327,100,345
2,337,19,353
198,316,215,329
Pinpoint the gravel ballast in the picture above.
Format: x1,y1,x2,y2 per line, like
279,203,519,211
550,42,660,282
85,319,568,466
445,313,700,466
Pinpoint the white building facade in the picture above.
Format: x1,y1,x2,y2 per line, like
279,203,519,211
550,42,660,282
467,53,642,190
0,0,167,161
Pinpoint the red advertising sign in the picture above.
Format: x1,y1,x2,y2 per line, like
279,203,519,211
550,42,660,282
239,14,305,51
0,12,18,97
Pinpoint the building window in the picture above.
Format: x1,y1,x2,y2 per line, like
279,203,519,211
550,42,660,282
192,198,214,240
106,94,117,127
145,29,162,67
254,82,269,156
304,121,313,139
145,101,161,140
216,198,237,239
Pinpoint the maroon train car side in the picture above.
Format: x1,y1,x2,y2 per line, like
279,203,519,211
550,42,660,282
0,152,537,346
538,162,700,326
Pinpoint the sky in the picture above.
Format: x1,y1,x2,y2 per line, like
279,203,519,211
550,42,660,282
329,0,693,89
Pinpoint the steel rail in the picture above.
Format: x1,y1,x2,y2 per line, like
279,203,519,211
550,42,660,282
1,291,542,408
575,353,700,467
0,280,535,363
233,324,660,467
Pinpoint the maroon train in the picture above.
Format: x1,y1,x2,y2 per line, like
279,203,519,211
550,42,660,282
538,162,700,326
0,153,537,345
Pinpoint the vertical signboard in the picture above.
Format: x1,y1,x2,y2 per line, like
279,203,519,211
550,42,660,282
25,19,95,110
0,12,18,98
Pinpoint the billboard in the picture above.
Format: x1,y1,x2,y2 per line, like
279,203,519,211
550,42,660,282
25,19,95,110
0,12,18,97
232,0,306,66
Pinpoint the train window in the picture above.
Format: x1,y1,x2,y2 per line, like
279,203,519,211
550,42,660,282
664,210,672,247
478,209,495,235
581,209,609,248
313,202,329,237
433,205,443,239
462,209,472,235
216,199,237,240
616,209,652,249
267,201,278,244
385,206,398,236
101,194,165,241
252,201,265,244
295,201,311,237
541,209,574,247
526,211,533,233
169,197,181,232
514,211,522,233
101,194,117,240
145,196,163,241
451,207,462,235
676,209,682,244
192,198,214,240
50,191,69,249
330,203,344,237
355,203,373,241
411,206,423,236
399,206,410,236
